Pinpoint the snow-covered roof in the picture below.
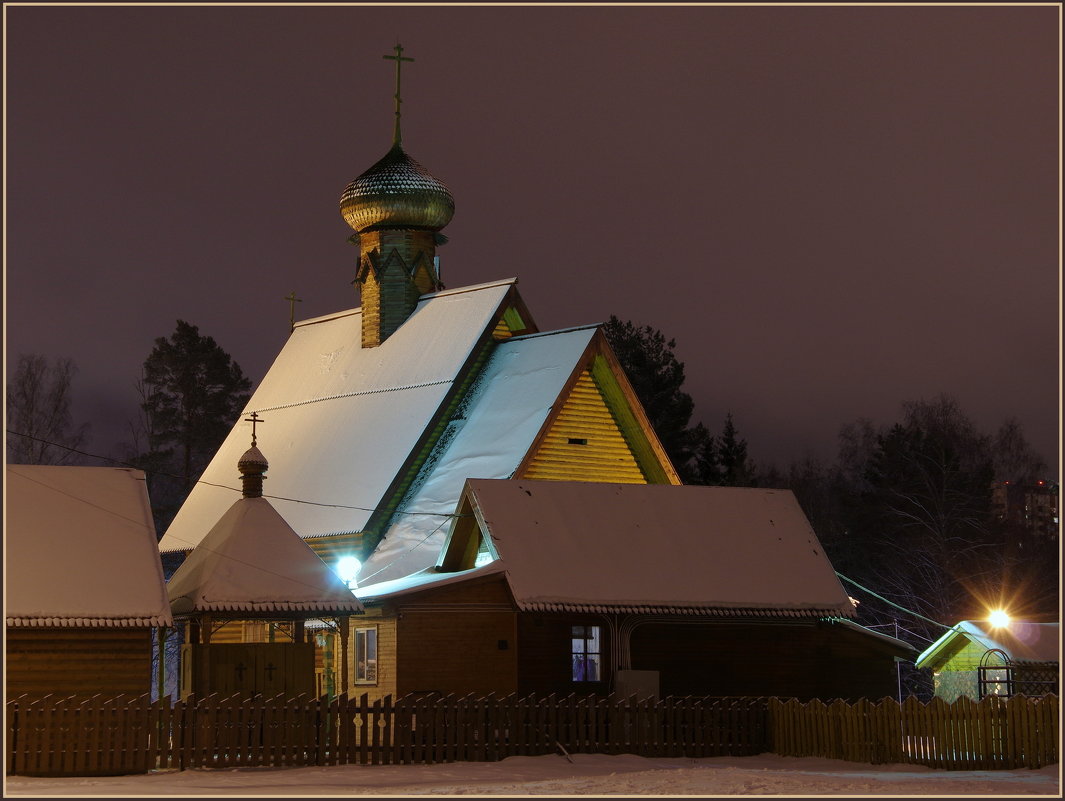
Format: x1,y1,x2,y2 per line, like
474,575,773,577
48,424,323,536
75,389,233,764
6,466,172,628
158,279,517,553
360,479,855,617
469,480,854,616
827,618,919,658
915,620,1060,668
357,326,598,585
166,497,364,616
355,563,506,602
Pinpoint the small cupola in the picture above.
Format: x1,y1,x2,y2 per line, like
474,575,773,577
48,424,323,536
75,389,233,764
340,44,454,348
237,412,268,498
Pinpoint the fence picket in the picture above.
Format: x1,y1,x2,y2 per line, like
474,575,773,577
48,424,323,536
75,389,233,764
6,691,1058,776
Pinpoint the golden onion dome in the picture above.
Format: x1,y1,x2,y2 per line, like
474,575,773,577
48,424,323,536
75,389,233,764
340,143,455,233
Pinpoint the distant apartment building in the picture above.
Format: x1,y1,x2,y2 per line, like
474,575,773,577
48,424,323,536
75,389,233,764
992,480,1060,539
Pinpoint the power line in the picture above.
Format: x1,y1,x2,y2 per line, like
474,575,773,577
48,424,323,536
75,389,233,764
835,571,955,634
5,429,458,518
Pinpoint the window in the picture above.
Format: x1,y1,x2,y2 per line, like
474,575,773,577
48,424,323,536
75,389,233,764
571,625,602,681
355,627,378,684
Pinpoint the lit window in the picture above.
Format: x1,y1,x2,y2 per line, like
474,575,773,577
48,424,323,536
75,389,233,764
355,627,378,684
571,625,602,682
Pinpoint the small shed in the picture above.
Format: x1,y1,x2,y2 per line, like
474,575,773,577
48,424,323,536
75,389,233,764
353,479,915,701
5,466,172,698
165,444,364,699
915,620,1059,701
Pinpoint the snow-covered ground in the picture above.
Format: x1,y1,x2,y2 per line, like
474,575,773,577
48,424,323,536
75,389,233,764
4,753,1060,796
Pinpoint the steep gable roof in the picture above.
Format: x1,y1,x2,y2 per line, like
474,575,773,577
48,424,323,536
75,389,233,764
915,620,1060,669
361,479,855,618
166,497,364,616
158,279,521,554
356,327,679,585
6,466,171,628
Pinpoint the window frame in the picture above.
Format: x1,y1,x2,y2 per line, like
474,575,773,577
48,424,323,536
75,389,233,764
354,625,379,685
571,624,603,683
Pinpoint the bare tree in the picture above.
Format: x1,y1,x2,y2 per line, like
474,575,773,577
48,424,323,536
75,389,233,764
6,354,90,464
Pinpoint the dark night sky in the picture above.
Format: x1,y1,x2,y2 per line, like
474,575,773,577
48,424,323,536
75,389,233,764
5,4,1061,476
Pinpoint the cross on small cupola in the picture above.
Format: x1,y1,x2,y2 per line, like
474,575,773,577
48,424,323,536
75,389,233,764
237,412,269,498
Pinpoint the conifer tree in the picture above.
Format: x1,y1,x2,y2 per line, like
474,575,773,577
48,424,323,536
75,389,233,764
602,316,709,482
130,320,252,533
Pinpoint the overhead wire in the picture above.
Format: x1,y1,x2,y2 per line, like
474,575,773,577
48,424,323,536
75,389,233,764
5,430,459,517
9,431,965,634
835,571,956,634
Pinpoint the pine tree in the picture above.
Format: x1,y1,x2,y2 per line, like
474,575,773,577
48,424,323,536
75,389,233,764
717,412,755,486
130,320,252,533
602,316,709,482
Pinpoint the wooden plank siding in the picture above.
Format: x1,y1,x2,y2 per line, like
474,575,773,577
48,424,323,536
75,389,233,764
5,628,154,699
521,370,647,483
630,620,902,702
517,613,612,697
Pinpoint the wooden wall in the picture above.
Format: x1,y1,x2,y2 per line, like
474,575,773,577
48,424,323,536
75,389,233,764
6,627,153,698
517,613,612,696
396,578,517,697
630,620,902,701
522,370,647,483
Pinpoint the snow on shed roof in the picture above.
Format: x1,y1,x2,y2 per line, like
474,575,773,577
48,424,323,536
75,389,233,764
158,279,516,553
357,326,598,585
915,620,1060,668
462,479,856,617
5,466,171,628
166,497,364,616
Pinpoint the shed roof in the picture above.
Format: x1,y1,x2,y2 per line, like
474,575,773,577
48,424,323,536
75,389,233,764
166,497,364,616
360,479,856,618
5,466,172,628
915,620,1060,669
158,279,517,553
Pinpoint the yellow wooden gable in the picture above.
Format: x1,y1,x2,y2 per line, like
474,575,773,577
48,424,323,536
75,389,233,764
517,333,680,487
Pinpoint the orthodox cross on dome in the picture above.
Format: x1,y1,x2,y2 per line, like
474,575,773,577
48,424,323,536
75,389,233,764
284,290,302,333
244,412,265,446
383,43,414,146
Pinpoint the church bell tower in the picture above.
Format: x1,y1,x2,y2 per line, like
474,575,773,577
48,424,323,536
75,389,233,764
340,45,455,348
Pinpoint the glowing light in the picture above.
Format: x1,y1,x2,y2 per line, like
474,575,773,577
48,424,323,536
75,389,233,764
335,556,362,587
988,609,1011,628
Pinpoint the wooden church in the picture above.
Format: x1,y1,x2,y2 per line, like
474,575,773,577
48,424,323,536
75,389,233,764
157,47,678,589
157,47,911,702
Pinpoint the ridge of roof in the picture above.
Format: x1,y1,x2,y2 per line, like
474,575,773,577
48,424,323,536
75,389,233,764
292,278,520,330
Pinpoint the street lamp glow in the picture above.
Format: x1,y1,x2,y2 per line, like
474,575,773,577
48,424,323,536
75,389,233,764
988,609,1011,628
336,556,362,587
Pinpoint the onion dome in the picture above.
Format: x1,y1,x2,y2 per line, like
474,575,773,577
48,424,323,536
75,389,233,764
238,445,269,473
238,445,268,499
340,143,455,233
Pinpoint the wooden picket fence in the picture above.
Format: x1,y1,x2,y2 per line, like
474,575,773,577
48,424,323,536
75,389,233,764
770,694,1059,770
6,692,1057,777
6,692,767,777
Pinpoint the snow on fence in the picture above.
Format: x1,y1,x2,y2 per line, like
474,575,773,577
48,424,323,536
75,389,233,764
769,694,1059,770
5,692,1057,777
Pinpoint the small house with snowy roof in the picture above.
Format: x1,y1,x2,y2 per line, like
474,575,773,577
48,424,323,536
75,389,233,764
915,620,1059,701
6,466,172,698
350,479,916,701
165,440,364,699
